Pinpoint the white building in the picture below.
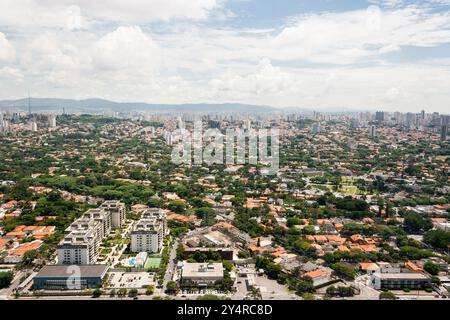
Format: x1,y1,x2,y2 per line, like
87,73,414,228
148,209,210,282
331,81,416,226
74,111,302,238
57,203,121,265
57,218,102,265
181,262,224,286
101,200,126,228
130,213,166,253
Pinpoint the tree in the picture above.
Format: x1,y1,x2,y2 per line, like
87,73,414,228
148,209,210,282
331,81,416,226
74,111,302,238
379,291,396,300
168,200,186,213
423,230,450,249
0,272,13,289
117,288,127,297
195,207,216,226
326,286,355,297
331,262,356,280
166,281,178,294
146,285,155,295
424,261,440,276
128,288,138,297
176,243,185,260
222,260,233,272
301,293,315,300
17,250,38,268
403,212,432,234
197,294,221,300
92,288,103,298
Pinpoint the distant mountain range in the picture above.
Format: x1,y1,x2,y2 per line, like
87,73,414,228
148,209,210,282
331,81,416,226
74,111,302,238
0,98,296,114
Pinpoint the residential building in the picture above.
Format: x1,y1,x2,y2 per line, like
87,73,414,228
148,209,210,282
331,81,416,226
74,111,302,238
101,200,126,228
57,218,102,265
130,212,166,253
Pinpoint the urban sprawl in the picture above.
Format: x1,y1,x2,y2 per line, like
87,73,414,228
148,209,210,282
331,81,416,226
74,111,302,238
0,108,449,301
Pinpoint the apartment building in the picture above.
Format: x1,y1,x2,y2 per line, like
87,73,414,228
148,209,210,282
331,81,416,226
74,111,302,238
142,208,169,236
57,201,124,265
82,208,111,239
101,200,126,228
57,218,102,265
130,209,167,253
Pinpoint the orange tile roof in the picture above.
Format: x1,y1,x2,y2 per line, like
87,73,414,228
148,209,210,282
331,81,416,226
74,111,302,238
314,235,328,242
359,245,377,252
405,261,423,273
359,262,379,270
334,223,343,230
303,269,329,279
336,245,350,252
6,231,25,237
327,235,346,243
350,234,364,242
8,240,43,256
214,221,233,229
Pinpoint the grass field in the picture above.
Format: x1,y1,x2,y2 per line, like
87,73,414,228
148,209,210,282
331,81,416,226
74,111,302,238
311,184,369,195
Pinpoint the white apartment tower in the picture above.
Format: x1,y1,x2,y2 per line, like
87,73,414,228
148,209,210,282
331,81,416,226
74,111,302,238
57,202,123,265
130,209,167,253
57,218,102,265
101,200,126,228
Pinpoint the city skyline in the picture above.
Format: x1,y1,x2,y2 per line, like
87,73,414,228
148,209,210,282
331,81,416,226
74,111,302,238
0,0,450,112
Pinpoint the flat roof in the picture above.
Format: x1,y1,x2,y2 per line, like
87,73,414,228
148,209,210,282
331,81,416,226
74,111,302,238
376,273,430,280
182,262,224,278
34,265,108,279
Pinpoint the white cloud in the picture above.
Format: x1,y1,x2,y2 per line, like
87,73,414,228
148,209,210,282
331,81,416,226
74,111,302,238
267,5,450,64
1,1,450,113
0,0,224,29
0,33,16,64
209,58,296,99
92,26,160,71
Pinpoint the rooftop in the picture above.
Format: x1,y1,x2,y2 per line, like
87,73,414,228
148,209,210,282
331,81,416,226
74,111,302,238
34,265,109,279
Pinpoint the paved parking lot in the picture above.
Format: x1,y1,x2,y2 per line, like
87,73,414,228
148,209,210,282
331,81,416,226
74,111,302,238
232,275,299,300
107,272,155,289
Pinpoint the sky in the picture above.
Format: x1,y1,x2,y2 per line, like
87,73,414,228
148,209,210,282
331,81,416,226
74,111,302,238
0,0,450,113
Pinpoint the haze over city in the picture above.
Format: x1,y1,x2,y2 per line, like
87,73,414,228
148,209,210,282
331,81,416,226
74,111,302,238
1,0,450,112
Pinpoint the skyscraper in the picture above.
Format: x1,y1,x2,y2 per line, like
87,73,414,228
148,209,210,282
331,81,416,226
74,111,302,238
375,111,385,122
311,123,321,134
441,125,448,141
369,125,377,138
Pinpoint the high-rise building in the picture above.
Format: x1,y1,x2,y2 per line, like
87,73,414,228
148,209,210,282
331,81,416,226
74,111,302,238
49,114,57,128
30,121,38,132
369,125,377,138
57,216,103,265
441,125,448,141
130,209,167,253
375,111,385,122
101,200,126,229
311,123,321,134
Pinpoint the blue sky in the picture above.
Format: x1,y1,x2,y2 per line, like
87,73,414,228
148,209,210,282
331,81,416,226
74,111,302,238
0,0,450,113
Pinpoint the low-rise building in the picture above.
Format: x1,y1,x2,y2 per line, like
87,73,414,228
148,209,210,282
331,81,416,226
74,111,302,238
370,272,431,290
181,262,224,286
33,265,108,290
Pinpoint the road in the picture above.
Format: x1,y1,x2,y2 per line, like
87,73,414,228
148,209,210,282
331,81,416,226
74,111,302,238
0,270,26,300
352,275,379,300
162,238,179,292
